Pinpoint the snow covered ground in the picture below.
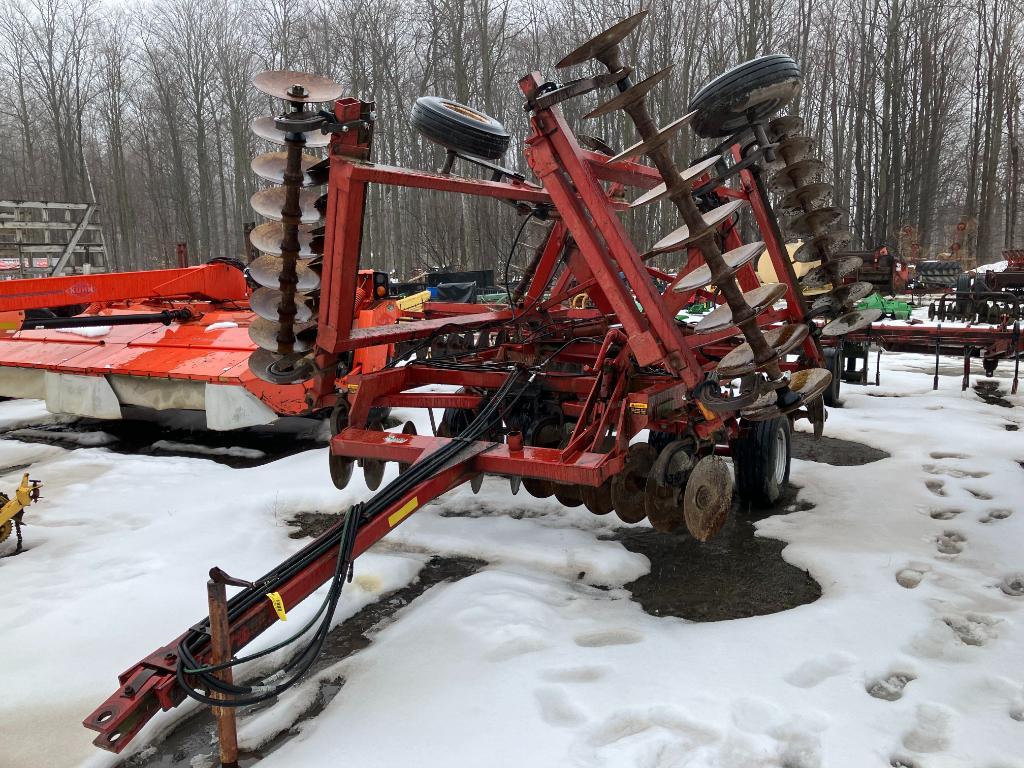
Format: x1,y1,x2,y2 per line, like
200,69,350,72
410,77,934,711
1,351,1022,768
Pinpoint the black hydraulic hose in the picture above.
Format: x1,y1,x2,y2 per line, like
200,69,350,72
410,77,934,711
22,309,193,330
176,368,530,707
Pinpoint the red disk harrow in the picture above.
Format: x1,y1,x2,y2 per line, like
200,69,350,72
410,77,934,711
82,12,880,753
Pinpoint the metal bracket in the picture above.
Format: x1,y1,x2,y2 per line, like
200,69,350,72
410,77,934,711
526,68,632,112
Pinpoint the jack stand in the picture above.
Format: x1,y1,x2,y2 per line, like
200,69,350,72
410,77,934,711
207,577,240,768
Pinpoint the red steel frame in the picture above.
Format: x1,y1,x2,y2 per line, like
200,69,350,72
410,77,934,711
84,75,828,751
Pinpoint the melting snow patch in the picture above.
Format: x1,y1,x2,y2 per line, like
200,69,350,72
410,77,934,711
55,325,111,337
205,321,240,331
151,439,266,459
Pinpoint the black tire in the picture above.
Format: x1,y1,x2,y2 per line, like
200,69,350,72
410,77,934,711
410,96,511,160
822,346,842,407
733,416,791,508
688,55,802,138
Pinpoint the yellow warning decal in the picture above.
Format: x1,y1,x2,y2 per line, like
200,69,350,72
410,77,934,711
266,592,287,621
628,402,648,415
347,383,359,393
388,497,418,527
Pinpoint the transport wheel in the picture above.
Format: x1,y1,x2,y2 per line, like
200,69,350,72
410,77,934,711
732,416,791,509
822,346,843,407
410,96,511,160
688,55,802,138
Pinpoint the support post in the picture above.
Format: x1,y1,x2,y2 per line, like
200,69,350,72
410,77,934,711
206,579,239,768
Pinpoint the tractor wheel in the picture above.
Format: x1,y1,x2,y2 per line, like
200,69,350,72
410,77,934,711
688,55,802,138
733,416,791,508
822,346,842,407
410,97,511,160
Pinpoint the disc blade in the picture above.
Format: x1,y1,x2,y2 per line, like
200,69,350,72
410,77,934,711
250,187,324,223
248,254,321,291
253,70,343,102
770,135,814,167
671,240,764,293
683,455,732,541
821,280,875,310
611,443,657,523
649,199,747,255
630,156,720,208
249,221,319,256
767,115,805,141
583,67,674,120
247,348,314,384
741,367,833,420
793,230,852,262
251,151,327,186
556,10,649,68
799,255,863,289
694,282,788,334
248,316,317,353
778,181,833,212
788,206,844,238
769,158,825,194
821,308,884,337
716,323,810,378
250,116,329,148
250,287,315,323
607,110,696,164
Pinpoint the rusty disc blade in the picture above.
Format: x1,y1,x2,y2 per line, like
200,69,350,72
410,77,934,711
694,282,788,334
577,134,617,155
248,316,317,353
630,156,721,208
769,135,815,167
767,115,805,141
607,110,696,164
611,443,657,523
580,482,614,515
715,323,810,378
250,287,315,323
247,348,314,385
253,70,343,103
741,367,834,420
769,158,826,194
250,187,324,223
251,151,327,186
821,308,884,337
250,116,330,148
249,221,319,256
683,455,732,541
671,240,764,294
799,254,863,289
644,440,695,533
649,199,747,255
248,254,321,291
778,181,833,212
556,10,649,68
360,421,386,491
554,485,584,508
793,230,852,262
788,206,844,238
584,67,674,120
816,280,875,312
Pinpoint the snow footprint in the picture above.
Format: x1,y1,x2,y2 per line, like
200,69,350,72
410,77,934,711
533,686,587,727
573,629,644,648
783,651,857,688
922,463,989,479
925,480,947,497
929,452,968,460
979,508,1013,524
928,508,962,521
867,671,916,701
942,613,999,646
896,566,929,589
901,702,955,753
999,574,1024,597
540,665,609,683
935,531,966,556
